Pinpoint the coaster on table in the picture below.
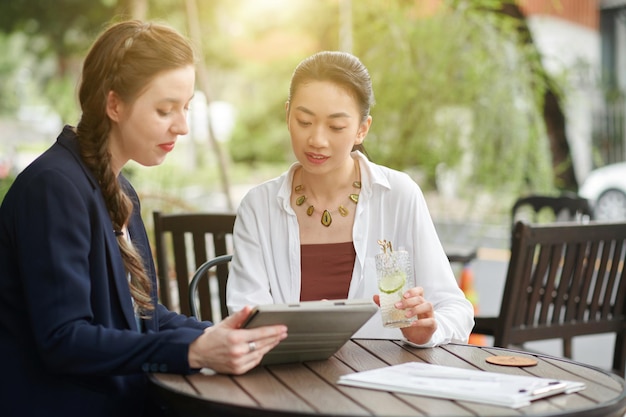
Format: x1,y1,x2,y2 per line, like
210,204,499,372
485,355,538,367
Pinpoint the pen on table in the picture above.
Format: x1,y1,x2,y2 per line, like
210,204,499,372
522,381,567,396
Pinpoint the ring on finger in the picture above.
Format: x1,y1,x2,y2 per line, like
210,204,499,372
248,341,257,353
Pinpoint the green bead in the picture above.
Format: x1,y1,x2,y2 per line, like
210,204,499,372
321,210,332,227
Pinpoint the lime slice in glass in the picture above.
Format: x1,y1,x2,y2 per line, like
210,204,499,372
378,271,406,294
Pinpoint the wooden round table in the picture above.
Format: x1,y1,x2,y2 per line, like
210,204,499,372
149,340,626,417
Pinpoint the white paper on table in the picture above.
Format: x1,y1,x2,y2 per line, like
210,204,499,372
337,362,585,409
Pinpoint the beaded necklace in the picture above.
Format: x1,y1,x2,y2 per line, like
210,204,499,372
294,164,361,227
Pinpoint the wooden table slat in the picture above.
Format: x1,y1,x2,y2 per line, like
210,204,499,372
187,372,258,407
540,355,624,391
233,365,315,413
401,341,491,371
268,362,371,415
152,373,197,395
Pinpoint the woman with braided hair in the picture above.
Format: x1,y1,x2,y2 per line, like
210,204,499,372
0,20,286,417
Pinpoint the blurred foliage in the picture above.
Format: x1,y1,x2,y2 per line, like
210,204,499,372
355,0,554,195
226,0,556,196
0,177,14,204
0,0,117,122
220,0,338,165
228,101,292,164
42,74,81,125
0,33,24,114
0,0,119,65
0,0,565,201
227,60,297,164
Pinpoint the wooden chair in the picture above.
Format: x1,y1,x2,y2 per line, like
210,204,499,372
152,211,235,317
473,221,626,377
188,254,232,321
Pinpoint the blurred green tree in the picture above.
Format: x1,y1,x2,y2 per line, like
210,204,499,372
496,1,578,191
0,33,28,114
0,0,206,123
226,0,562,198
226,0,338,165
0,0,577,201
0,0,121,76
0,0,121,122
352,0,555,196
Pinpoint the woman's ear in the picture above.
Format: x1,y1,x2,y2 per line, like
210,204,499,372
285,101,290,131
106,91,123,122
355,115,372,144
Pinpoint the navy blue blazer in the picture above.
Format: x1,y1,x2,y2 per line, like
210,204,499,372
0,126,209,417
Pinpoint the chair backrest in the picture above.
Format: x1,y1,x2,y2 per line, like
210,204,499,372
152,211,235,317
189,254,232,321
511,194,593,231
495,221,626,376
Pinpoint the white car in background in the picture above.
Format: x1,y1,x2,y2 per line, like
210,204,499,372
579,162,626,221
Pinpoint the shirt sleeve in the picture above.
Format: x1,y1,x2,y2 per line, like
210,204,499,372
409,180,475,345
226,190,276,313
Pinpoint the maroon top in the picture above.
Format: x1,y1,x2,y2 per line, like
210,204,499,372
300,241,355,301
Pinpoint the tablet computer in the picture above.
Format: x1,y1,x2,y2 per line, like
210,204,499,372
242,299,378,365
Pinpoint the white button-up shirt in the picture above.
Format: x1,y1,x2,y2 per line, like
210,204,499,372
227,152,474,347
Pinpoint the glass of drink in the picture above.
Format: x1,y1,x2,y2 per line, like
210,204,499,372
375,241,415,328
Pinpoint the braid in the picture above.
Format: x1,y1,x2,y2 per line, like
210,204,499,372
81,132,154,315
118,228,154,315
76,20,195,316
